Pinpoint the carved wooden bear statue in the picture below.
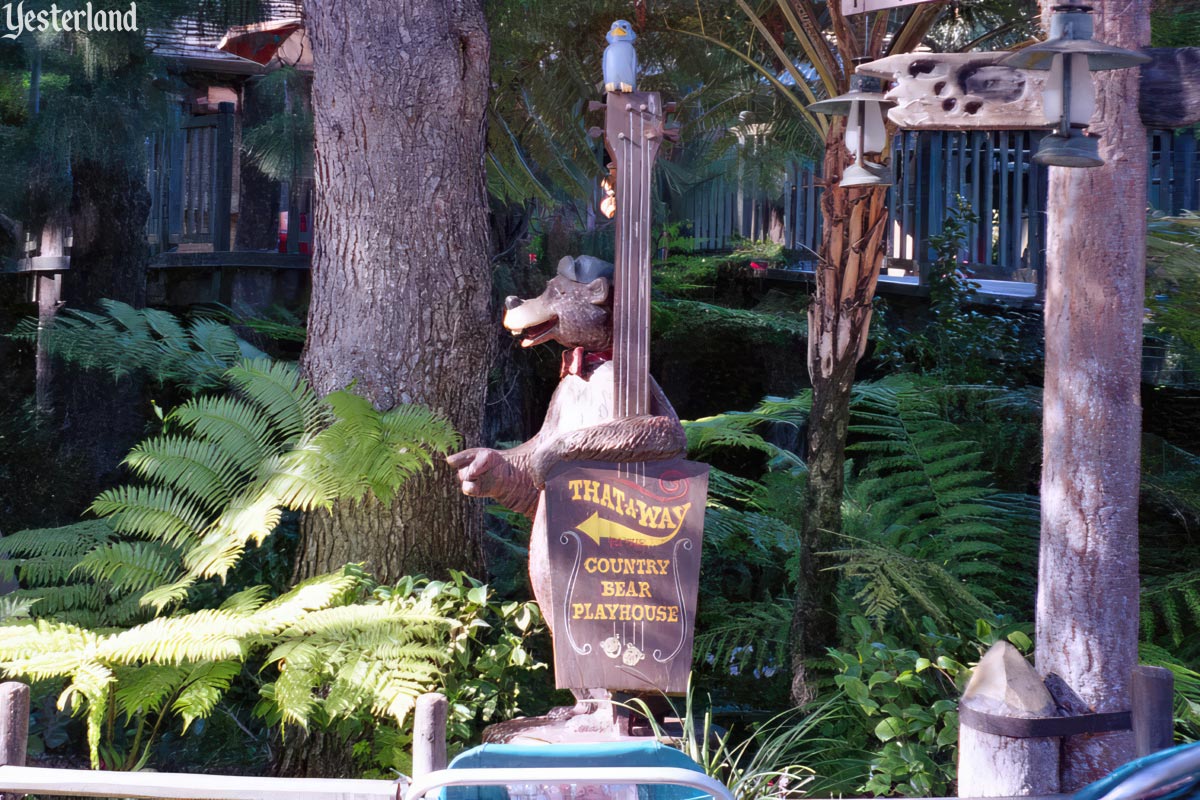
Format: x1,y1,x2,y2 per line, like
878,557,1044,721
447,255,686,637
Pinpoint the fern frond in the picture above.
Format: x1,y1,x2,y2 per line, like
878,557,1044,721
113,664,186,720
90,486,206,548
0,521,113,561
11,303,251,392
174,660,241,732
168,394,276,475
225,359,322,442
122,436,244,513
75,541,182,594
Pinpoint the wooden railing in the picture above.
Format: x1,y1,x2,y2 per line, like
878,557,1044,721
0,682,443,800
0,680,1179,800
888,129,1048,287
674,127,1199,295
146,103,235,254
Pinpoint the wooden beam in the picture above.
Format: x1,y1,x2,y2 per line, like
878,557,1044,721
0,766,398,800
1131,665,1175,757
860,47,1200,130
1141,47,1200,128
0,684,28,800
411,693,448,778
859,52,1048,130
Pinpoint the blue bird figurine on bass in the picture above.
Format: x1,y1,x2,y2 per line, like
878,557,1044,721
602,20,638,93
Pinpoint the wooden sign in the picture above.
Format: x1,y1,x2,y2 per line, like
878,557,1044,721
841,0,934,16
858,52,1050,130
545,458,708,693
540,88,706,697
859,48,1200,131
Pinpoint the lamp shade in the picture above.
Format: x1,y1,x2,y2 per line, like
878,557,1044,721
999,9,1150,72
808,72,894,187
807,89,894,118
1042,53,1096,126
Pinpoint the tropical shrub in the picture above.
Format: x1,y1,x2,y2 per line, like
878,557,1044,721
872,204,1038,384
0,352,550,773
686,378,1038,691
821,617,1032,797
9,300,264,394
630,682,858,800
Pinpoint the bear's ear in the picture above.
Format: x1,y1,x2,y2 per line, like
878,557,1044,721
586,277,611,305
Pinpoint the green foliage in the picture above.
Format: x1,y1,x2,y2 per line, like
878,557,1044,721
834,379,1039,634
381,574,545,750
686,397,807,686
1141,569,1200,663
283,573,545,779
684,394,809,470
1140,643,1200,743
241,68,314,183
684,379,1038,718
656,299,807,348
631,682,855,800
0,356,475,769
0,566,450,769
873,204,1037,384
2,359,458,622
823,617,1031,797
1146,213,1200,387
0,568,547,774
9,300,265,393
1152,0,1200,46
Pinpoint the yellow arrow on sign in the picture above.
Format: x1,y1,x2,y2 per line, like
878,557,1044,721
576,503,691,547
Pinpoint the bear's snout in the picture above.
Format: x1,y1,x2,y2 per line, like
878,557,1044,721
504,295,522,311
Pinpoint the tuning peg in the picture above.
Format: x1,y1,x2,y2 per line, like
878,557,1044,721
587,126,603,139
587,100,607,113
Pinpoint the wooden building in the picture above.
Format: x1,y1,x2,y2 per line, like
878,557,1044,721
676,126,1199,305
142,1,313,311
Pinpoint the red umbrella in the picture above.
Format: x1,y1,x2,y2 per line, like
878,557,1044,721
217,18,306,67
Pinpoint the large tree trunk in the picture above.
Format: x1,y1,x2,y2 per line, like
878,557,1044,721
791,122,889,705
294,0,492,586
1035,0,1148,789
47,160,151,509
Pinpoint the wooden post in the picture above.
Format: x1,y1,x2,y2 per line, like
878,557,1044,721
0,682,29,800
1132,666,1174,757
212,102,235,252
411,693,447,779
957,642,1060,797
33,216,67,415
1036,0,1148,789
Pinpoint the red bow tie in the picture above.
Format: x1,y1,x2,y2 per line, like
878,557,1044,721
560,347,612,378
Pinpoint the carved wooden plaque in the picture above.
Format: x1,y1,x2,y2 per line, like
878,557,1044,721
861,49,1200,130
858,53,1050,130
841,0,935,16
545,458,709,693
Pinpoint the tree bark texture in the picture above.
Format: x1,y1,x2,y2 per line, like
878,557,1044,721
792,121,889,705
49,159,150,508
294,0,493,586
64,159,150,308
234,83,281,253
1036,0,1148,789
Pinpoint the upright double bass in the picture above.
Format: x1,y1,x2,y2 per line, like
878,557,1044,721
542,89,709,695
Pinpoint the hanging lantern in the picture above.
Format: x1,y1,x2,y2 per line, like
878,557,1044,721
998,3,1149,167
808,73,895,188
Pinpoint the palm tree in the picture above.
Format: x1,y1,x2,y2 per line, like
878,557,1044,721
665,0,1035,703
